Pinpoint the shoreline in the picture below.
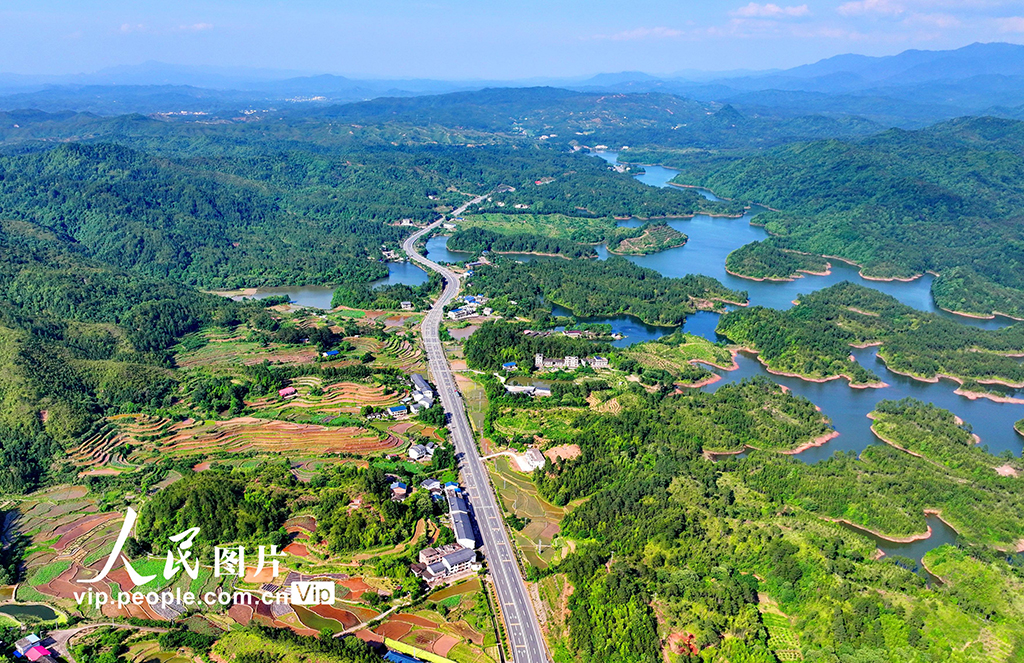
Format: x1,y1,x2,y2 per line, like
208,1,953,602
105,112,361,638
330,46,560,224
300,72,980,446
867,416,950,463
666,182,783,213
612,210,747,222
608,236,689,257
822,255,924,283
724,258,833,283
877,360,1024,397
679,373,723,390
704,428,838,458
938,306,1024,323
733,347,888,389
779,429,840,455
825,517,933,544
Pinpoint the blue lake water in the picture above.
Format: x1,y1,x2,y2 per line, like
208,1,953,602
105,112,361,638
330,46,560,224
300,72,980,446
249,263,429,309
425,235,474,264
250,285,336,309
425,151,1024,464
593,150,720,199
370,261,429,288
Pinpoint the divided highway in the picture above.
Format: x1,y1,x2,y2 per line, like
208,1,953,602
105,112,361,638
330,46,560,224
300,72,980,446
403,199,550,663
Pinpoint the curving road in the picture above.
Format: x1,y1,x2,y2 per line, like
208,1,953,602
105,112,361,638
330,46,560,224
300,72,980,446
403,199,550,663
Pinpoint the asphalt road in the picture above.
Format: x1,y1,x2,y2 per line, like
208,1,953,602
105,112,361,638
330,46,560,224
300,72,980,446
403,200,550,663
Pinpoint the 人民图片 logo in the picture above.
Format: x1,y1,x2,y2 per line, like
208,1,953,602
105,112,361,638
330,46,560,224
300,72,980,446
74,508,334,610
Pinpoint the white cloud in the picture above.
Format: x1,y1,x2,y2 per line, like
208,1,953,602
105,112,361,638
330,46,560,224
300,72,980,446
998,16,1024,32
837,0,904,16
179,22,214,32
904,13,961,28
592,26,684,41
119,23,146,33
731,3,810,18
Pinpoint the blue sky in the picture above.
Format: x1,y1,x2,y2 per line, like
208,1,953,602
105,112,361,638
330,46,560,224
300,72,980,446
3,0,1024,78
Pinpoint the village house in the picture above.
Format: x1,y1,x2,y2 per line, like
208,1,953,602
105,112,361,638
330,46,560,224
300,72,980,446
14,635,41,656
446,485,477,549
386,404,409,418
410,544,478,586
389,481,408,501
520,448,547,472
408,442,436,461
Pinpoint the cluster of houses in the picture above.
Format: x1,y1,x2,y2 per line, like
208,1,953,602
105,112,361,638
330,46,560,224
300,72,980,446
447,295,493,321
533,353,609,370
13,635,56,663
384,373,437,419
409,482,481,586
521,328,599,339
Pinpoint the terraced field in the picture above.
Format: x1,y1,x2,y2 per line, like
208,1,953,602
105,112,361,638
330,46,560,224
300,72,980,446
624,332,735,383
71,414,399,474
488,456,574,569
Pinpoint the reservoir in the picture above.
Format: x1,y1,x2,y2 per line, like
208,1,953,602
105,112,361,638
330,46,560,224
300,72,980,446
369,262,429,288
593,150,1014,329
248,263,429,309
250,285,335,309
527,151,1024,461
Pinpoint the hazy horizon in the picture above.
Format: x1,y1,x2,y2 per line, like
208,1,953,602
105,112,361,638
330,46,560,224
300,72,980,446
5,1,1024,80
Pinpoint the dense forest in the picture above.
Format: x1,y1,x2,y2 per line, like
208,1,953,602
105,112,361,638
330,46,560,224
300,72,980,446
0,217,261,492
318,87,882,151
446,227,597,258
667,116,1024,317
725,241,830,281
467,256,746,326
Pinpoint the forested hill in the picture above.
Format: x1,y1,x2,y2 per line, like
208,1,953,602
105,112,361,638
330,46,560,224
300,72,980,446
669,115,1024,317
313,87,882,149
0,216,250,493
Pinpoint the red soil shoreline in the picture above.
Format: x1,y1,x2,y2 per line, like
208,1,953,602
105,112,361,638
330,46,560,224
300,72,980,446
824,517,933,544
879,362,1024,404
704,428,838,458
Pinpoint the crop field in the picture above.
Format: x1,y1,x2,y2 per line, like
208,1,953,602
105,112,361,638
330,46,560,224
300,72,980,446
610,223,687,255
624,333,735,381
487,457,573,569
11,489,221,620
370,597,498,663
71,414,399,474
177,337,320,369
762,612,803,661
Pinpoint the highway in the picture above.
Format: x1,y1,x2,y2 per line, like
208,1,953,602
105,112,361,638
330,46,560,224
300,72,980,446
403,198,550,663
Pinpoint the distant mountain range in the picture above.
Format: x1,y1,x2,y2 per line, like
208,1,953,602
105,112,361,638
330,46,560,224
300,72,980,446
4,43,1024,126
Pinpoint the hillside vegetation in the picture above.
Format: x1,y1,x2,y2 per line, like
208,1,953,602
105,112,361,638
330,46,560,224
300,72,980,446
670,116,1024,316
